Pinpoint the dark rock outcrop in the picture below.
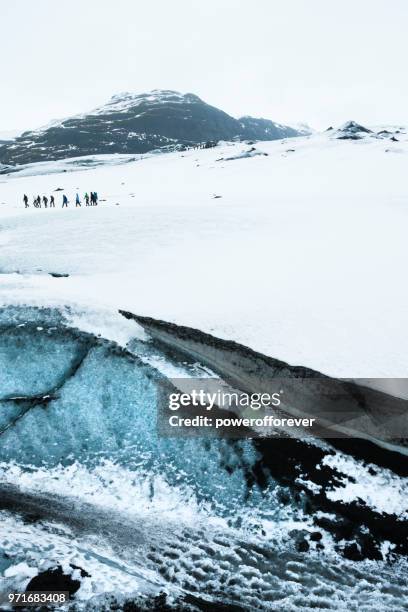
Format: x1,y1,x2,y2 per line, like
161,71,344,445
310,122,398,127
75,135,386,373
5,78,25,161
25,564,90,597
334,120,373,140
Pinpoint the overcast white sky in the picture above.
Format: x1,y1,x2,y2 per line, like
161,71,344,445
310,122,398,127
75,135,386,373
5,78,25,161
1,0,407,132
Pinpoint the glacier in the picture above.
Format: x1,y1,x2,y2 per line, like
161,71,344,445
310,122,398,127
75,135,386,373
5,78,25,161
0,305,407,610
0,129,408,609
1,131,408,377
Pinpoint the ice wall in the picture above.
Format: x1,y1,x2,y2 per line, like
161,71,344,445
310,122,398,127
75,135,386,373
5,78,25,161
0,306,261,513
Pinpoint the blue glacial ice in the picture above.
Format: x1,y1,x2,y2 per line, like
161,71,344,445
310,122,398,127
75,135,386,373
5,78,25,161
0,305,407,611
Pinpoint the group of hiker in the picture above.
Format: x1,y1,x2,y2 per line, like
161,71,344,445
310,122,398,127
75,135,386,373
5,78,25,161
23,192,99,208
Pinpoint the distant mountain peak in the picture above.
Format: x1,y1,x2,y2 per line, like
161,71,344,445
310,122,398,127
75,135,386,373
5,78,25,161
88,89,205,118
330,120,404,142
0,90,304,166
109,89,196,101
332,120,373,140
340,120,372,133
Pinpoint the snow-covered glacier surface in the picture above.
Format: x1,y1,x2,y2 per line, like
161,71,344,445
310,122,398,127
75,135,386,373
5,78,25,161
1,132,408,377
0,305,407,611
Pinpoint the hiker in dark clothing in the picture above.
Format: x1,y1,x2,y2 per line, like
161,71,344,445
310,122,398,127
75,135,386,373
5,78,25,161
32,196,37,208
43,196,48,208
50,195,55,207
90,192,95,205
94,191,98,205
36,195,41,208
23,194,29,208
75,193,81,207
62,194,68,208
84,192,89,206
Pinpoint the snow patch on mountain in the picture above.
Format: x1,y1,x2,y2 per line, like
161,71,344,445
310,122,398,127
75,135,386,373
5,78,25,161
91,89,200,116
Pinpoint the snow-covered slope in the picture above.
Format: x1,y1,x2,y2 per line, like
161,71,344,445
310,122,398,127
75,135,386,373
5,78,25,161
0,127,407,377
0,90,303,165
